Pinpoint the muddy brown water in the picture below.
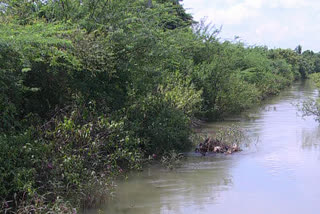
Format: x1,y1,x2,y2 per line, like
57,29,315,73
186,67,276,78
86,80,320,214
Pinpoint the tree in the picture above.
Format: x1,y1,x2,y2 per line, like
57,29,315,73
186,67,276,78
295,45,302,55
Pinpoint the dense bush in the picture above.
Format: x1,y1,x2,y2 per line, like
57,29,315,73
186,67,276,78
215,74,261,115
127,93,193,154
0,132,38,200
1,108,144,211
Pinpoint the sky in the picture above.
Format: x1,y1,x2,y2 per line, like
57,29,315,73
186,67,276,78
182,0,320,52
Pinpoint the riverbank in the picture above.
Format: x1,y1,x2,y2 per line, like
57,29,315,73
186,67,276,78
2,1,320,213
85,80,320,214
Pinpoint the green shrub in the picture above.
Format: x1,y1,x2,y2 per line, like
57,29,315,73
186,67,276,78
127,93,193,155
36,106,144,205
215,74,261,116
310,73,320,88
0,131,40,200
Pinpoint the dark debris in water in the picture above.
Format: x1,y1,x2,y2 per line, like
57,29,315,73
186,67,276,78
195,137,241,156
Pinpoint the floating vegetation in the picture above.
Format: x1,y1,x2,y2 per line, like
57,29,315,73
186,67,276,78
160,150,185,170
195,125,251,155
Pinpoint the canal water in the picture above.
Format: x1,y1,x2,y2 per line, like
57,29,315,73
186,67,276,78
88,80,320,214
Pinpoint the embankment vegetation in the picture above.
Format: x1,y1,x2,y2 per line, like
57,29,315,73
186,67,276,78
298,72,320,121
1,0,320,212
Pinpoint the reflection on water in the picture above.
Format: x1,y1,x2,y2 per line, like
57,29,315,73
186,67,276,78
86,80,320,214
301,126,320,149
93,156,235,214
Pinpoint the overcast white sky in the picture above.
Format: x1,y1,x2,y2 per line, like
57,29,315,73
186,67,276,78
182,0,320,52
